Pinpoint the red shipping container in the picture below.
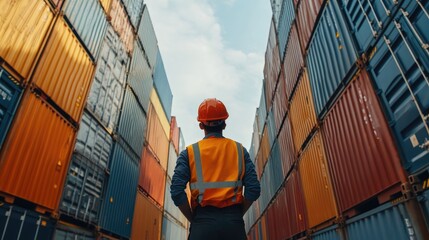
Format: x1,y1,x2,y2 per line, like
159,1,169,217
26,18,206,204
139,146,167,207
272,68,288,133
263,18,281,111
295,0,324,54
283,23,304,99
321,69,407,213
278,114,295,177
170,116,180,154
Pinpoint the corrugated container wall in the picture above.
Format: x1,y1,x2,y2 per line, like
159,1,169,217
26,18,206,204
153,49,173,121
270,0,283,28
179,128,186,152
252,110,260,159
31,17,96,123
139,146,166,207
162,215,188,240
146,102,170,170
322,69,405,214
0,67,23,148
170,116,180,154
109,0,134,54
277,114,295,177
138,5,158,69
86,24,129,132
0,92,76,211
298,131,338,228
306,0,357,118
277,0,295,61
54,223,95,240
272,68,287,133
131,192,162,240
0,0,54,79
122,0,145,30
117,87,147,158
263,18,281,112
295,0,324,54
164,178,188,227
99,142,139,239
128,40,153,114
257,82,267,135
311,225,342,240
99,0,112,13
62,0,108,61
283,23,304,99
150,88,171,140
167,142,178,178
367,0,429,174
0,202,55,239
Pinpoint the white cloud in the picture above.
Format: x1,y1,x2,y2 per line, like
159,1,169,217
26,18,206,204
144,0,265,148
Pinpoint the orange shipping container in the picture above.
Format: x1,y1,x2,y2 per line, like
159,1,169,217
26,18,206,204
289,68,318,153
99,0,112,13
0,91,76,211
31,17,95,123
109,0,134,54
146,103,169,170
0,0,54,79
139,146,166,207
298,131,338,228
131,191,162,240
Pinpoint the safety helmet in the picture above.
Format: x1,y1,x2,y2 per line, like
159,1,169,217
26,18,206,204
197,98,229,123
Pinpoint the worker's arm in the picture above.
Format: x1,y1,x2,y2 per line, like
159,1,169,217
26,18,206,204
171,150,193,221
178,203,193,222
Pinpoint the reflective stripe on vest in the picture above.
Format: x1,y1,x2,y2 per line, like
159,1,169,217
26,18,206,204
190,141,244,204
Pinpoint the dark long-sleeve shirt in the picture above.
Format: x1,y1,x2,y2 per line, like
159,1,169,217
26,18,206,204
170,136,261,207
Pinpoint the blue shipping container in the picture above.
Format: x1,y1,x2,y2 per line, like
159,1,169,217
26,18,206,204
277,0,295,61
153,49,173,121
418,188,429,230
128,40,153,114
0,67,22,148
86,24,129,132
0,203,55,239
340,0,404,54
345,201,412,239
63,0,108,61
312,224,343,240
99,141,140,239
122,0,145,30
306,0,357,118
117,86,147,158
368,0,429,173
138,5,158,70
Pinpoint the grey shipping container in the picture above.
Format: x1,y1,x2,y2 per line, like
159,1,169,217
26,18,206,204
54,222,96,240
0,67,22,148
138,5,158,70
122,0,145,30
162,214,188,240
153,49,173,121
258,81,267,135
0,203,55,239
277,0,295,61
86,24,130,132
63,0,108,61
99,141,140,239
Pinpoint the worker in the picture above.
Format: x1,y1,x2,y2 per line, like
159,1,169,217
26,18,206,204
170,98,261,240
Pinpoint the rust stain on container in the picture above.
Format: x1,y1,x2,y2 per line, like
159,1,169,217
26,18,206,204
321,69,406,213
296,0,324,54
109,0,134,54
139,146,166,207
131,191,162,240
31,17,95,123
0,0,54,79
0,91,76,211
283,23,304,98
298,131,338,228
147,103,169,171
289,68,318,153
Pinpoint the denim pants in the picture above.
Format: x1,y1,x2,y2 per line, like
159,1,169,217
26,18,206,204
188,204,247,240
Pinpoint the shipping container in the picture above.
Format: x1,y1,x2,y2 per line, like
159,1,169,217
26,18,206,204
138,5,159,70
162,214,188,240
117,86,147,158
345,201,413,240
0,67,23,148
167,142,178,179
48,0,64,10
322,69,406,214
139,146,167,207
0,91,76,211
63,0,108,61
170,116,180,154
86,24,129,132
54,222,96,240
122,0,145,30
164,178,188,227
179,128,186,153
272,68,287,134
270,0,283,28
289,68,318,153
146,102,170,170
257,81,267,135
251,112,260,161
99,0,112,13
306,0,357,118
153,50,173,122
99,141,139,239
150,88,171,140
31,17,96,123
109,0,134,54
339,0,403,54
418,188,429,229
367,0,429,174
131,191,162,240
263,18,281,112
0,202,55,240
311,224,343,240
277,0,295,61
295,0,324,54
283,22,304,99
0,0,54,79
277,114,295,176
257,125,270,178
298,131,338,228
128,40,153,114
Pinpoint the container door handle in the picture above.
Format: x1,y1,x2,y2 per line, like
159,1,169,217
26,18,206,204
400,8,429,55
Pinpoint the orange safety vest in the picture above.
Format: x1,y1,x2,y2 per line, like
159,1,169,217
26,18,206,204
187,137,245,209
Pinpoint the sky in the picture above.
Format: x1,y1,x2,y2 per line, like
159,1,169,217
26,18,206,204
144,0,272,150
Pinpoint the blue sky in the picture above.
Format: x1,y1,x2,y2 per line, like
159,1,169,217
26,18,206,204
144,0,272,149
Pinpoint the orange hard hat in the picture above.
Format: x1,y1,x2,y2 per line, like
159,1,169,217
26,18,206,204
197,98,229,122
